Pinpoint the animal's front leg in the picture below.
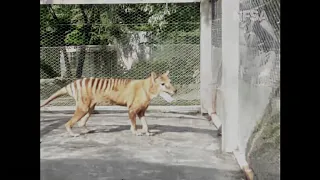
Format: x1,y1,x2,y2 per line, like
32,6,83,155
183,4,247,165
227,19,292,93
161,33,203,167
140,116,153,136
128,109,142,136
138,110,153,136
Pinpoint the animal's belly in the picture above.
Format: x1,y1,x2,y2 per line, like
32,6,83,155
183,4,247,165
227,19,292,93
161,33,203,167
113,101,127,106
96,91,127,106
109,97,127,106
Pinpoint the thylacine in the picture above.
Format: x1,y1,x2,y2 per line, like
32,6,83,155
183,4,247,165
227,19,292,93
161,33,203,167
40,71,177,137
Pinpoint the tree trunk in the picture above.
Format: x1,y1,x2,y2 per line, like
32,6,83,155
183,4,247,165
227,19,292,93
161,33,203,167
76,46,86,78
40,60,59,78
76,5,92,78
61,47,72,78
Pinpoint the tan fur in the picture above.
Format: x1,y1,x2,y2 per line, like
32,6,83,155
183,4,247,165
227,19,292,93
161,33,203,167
40,71,177,137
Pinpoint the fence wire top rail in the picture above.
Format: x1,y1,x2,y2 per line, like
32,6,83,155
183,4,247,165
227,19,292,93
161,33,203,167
40,0,201,5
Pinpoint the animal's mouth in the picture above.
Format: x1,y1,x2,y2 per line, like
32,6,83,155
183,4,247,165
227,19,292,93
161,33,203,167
166,89,176,95
167,91,175,95
159,92,175,103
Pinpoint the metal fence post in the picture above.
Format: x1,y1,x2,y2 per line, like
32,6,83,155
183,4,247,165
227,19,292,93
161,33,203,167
221,0,239,152
200,0,212,114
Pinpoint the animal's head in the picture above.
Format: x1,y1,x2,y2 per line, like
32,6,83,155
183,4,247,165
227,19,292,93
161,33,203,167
149,70,177,101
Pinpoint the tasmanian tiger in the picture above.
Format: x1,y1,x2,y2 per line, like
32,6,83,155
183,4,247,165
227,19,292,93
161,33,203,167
40,71,177,137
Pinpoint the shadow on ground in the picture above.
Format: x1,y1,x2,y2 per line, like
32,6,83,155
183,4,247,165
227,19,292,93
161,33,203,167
41,119,218,139
89,124,218,138
41,118,69,138
41,158,244,180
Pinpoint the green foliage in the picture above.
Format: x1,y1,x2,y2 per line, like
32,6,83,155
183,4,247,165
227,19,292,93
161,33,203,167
40,3,201,80
119,54,199,85
64,29,84,45
40,3,200,47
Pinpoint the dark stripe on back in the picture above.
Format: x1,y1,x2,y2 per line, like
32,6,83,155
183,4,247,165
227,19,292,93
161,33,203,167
74,81,78,100
79,78,83,90
96,78,101,90
114,79,119,91
80,79,84,101
84,78,89,89
91,78,96,87
69,83,73,97
99,78,104,91
103,79,109,91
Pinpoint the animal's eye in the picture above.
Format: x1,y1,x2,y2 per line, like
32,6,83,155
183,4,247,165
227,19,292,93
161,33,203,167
161,83,165,86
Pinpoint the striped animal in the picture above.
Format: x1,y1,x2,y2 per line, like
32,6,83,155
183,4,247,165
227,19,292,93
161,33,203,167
40,71,177,137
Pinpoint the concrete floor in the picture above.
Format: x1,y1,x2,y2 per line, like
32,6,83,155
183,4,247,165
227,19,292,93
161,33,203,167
40,112,244,180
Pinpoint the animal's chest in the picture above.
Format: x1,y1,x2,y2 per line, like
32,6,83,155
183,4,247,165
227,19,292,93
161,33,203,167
133,97,151,110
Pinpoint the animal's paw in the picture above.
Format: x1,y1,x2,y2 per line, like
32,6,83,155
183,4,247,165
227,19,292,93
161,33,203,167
145,132,154,136
134,131,143,136
81,130,90,134
82,128,94,134
71,133,80,137
131,129,142,136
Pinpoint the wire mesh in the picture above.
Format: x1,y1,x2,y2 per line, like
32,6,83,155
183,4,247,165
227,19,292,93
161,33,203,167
40,3,201,106
239,0,280,179
211,0,280,179
211,0,222,49
210,0,222,115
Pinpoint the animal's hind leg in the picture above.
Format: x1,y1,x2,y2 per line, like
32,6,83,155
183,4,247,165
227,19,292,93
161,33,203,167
65,106,88,137
78,104,96,134
77,113,91,134
128,109,142,136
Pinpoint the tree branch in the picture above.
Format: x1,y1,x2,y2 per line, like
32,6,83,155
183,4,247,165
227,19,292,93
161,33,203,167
48,5,59,22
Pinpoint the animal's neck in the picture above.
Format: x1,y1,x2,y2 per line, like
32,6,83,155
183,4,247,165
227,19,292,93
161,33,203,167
142,77,158,100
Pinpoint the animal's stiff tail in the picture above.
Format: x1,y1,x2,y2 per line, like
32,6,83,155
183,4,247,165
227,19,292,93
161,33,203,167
40,87,68,108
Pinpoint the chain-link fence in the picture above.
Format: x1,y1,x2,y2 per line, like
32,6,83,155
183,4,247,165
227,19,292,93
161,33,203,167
41,1,280,178
212,0,280,179
239,0,280,179
40,3,200,106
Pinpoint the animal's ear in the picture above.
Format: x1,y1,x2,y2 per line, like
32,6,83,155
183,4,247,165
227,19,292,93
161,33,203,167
150,72,157,84
164,70,170,76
